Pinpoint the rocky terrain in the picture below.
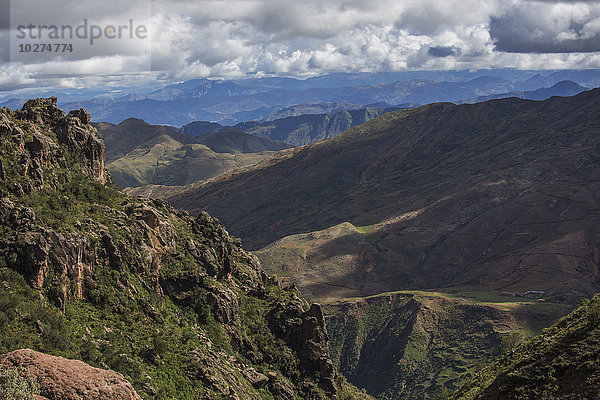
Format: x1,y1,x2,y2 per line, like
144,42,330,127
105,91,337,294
1,349,142,399
0,98,368,399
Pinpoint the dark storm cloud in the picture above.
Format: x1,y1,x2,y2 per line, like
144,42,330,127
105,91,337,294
428,46,456,57
491,17,600,53
490,1,600,53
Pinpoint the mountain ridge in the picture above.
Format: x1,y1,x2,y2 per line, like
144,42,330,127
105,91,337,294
165,89,600,304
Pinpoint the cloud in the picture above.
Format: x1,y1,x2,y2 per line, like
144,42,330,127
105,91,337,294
0,0,600,92
490,1,600,52
428,46,458,57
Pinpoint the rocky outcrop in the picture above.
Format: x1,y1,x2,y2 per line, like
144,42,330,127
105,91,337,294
0,349,141,400
268,301,336,393
15,97,108,185
0,99,365,400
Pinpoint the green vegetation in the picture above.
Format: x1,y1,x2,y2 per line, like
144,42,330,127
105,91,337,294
95,118,287,189
450,294,600,399
0,365,40,400
108,142,272,188
324,290,569,400
0,101,370,399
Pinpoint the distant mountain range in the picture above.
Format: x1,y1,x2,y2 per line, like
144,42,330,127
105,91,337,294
460,80,587,103
4,70,597,126
180,105,410,146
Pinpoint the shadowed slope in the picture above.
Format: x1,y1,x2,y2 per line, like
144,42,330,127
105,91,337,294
168,90,600,302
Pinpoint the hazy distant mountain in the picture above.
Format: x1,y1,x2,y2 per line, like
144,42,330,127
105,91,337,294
462,80,588,103
522,70,600,90
235,106,409,146
145,79,252,101
49,70,599,126
178,105,408,146
265,102,374,120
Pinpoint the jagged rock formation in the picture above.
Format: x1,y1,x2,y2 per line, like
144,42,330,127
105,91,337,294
0,99,368,399
1,349,142,400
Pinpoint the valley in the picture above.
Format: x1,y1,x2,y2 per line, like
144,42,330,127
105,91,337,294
3,0,600,397
1,74,600,400
149,88,600,398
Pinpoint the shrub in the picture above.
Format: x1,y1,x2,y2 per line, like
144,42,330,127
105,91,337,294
0,365,40,400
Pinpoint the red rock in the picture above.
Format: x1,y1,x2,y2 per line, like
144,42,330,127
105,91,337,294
0,349,142,400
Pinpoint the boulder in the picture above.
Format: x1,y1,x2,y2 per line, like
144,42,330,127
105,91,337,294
0,349,142,400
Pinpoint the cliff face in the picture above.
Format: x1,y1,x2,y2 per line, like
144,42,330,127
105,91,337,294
0,99,367,399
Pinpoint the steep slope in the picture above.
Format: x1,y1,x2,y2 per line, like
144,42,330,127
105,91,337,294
255,222,376,302
450,294,600,399
196,129,292,153
0,98,368,400
167,90,600,303
324,291,568,400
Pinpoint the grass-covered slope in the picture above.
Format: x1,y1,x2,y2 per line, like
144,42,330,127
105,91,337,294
450,294,600,399
0,98,369,400
324,291,569,400
95,119,287,188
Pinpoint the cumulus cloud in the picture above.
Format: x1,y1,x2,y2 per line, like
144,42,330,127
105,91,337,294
0,0,600,92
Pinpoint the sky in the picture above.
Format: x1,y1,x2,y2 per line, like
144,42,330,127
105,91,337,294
1,0,600,94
